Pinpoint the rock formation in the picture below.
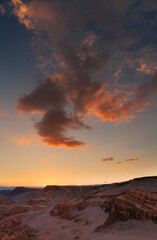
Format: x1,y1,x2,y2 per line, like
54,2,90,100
50,198,89,220
105,190,157,224
0,196,36,239
0,215,37,240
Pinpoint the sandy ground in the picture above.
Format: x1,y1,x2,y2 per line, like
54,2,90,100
22,196,157,240
1,177,157,239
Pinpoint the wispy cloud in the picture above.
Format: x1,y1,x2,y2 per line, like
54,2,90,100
125,157,140,162
116,161,123,164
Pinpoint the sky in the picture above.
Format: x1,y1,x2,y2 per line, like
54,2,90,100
0,0,157,187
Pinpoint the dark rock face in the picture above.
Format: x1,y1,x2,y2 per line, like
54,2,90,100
105,190,157,225
101,193,121,212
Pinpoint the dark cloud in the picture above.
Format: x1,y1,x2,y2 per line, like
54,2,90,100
35,109,90,148
135,72,157,102
10,0,157,147
18,75,68,112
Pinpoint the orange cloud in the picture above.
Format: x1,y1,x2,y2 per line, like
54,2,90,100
118,168,129,170
0,4,5,15
31,110,45,115
101,157,114,162
91,72,157,123
93,86,149,123
18,137,31,144
116,161,123,164
0,112,7,116
136,64,157,74
125,157,140,162
11,0,54,29
40,136,85,148
11,0,32,29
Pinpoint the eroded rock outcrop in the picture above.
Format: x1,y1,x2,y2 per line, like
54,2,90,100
0,206,30,221
50,199,89,220
105,190,157,224
27,198,49,211
0,215,37,240
0,197,15,207
0,197,37,239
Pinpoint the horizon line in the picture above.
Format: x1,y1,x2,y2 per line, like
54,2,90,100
0,175,156,189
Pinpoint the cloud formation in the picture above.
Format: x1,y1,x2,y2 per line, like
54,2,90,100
10,0,157,147
18,137,31,144
116,162,123,165
35,109,90,148
101,157,114,162
0,112,7,117
18,76,68,112
102,157,140,164
125,157,140,162
0,4,5,15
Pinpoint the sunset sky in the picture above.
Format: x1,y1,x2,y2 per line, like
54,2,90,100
0,0,157,187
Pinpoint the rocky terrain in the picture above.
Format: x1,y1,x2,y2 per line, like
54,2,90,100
105,190,157,225
0,176,157,239
0,197,36,239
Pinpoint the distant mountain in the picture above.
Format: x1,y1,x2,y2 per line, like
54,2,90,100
0,186,15,191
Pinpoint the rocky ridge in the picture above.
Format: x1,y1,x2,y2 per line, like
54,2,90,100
105,189,157,224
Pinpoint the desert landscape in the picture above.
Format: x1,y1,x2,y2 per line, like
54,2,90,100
0,176,157,240
0,1,157,239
